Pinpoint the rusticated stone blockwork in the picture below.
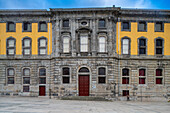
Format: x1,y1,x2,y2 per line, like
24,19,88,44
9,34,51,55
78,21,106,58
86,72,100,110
0,7,170,101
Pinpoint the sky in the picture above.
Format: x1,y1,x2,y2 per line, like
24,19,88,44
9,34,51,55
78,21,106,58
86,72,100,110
0,0,169,10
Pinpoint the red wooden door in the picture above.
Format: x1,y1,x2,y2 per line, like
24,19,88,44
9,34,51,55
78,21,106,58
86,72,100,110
39,86,45,96
79,75,89,96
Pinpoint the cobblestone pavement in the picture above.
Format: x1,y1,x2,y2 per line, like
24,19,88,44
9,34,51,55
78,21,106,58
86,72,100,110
0,96,169,113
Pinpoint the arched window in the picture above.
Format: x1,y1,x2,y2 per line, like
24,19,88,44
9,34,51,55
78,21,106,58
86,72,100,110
122,38,130,55
39,68,46,84
38,37,47,55
155,38,163,55
99,37,106,52
39,21,47,32
7,68,15,84
63,37,70,53
23,68,30,92
79,67,89,73
138,37,147,55
7,22,15,32
23,22,31,32
139,69,146,84
22,37,31,55
122,68,129,84
6,37,16,55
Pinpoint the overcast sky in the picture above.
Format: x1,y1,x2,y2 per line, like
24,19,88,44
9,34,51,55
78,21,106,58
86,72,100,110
0,0,169,9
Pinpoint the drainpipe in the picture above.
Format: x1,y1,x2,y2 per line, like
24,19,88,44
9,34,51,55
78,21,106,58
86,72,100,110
118,17,120,97
49,18,51,99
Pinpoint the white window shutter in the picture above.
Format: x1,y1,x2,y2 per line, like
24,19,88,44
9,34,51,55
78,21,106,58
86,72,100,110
123,39,129,54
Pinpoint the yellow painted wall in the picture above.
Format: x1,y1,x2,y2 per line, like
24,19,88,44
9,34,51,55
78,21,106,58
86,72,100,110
116,22,170,55
0,23,52,55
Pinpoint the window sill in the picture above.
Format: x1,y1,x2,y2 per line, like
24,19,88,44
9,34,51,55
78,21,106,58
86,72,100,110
138,30,147,32
155,30,164,32
38,30,47,32
62,27,70,29
6,31,15,32
121,29,131,32
98,27,106,29
22,30,32,32
97,52,108,54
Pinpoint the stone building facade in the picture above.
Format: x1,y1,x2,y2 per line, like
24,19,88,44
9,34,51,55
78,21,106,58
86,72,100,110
0,7,170,101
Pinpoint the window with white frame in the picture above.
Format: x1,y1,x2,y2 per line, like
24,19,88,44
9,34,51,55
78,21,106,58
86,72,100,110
62,67,70,84
7,68,15,84
139,69,146,84
156,69,163,84
99,37,106,52
38,38,47,55
23,68,30,92
98,67,106,84
122,38,130,54
80,35,88,52
22,38,31,55
7,38,15,55
63,37,70,53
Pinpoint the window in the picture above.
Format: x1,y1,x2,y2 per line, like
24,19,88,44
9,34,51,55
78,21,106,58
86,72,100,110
123,90,129,96
63,77,69,84
7,38,16,56
7,22,15,32
99,37,106,52
139,69,146,84
23,68,30,92
22,38,31,55
138,22,147,31
155,22,163,32
98,67,106,75
122,22,130,31
156,69,163,84
99,19,105,28
156,39,163,55
23,68,30,84
79,67,89,73
139,39,146,55
23,86,29,92
98,77,106,84
62,67,70,84
80,35,88,52
38,38,47,55
63,37,70,53
63,20,69,27
7,68,14,84
39,68,46,84
23,22,31,32
122,68,129,84
122,38,130,54
39,21,47,32
98,67,106,84
63,67,70,75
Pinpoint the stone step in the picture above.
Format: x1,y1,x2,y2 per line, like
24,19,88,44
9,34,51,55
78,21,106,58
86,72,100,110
60,96,111,101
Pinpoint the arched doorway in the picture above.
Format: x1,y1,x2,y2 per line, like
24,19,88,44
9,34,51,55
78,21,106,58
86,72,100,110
78,67,90,96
